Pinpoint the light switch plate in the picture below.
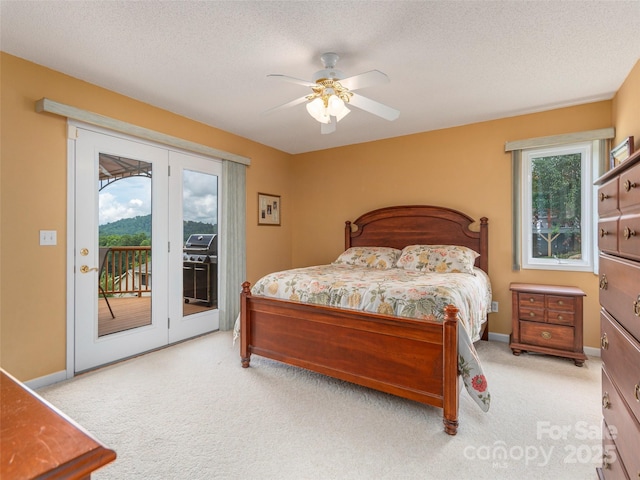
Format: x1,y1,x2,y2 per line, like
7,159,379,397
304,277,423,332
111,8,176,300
40,230,57,246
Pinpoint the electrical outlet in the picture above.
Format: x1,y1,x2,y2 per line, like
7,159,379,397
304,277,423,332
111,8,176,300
491,301,499,312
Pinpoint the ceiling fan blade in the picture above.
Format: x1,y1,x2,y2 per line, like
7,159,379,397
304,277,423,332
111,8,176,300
267,74,316,88
339,70,389,91
321,120,336,135
261,95,308,116
348,93,400,121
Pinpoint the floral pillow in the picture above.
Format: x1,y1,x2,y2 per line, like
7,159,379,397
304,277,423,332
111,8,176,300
332,246,401,270
397,245,479,274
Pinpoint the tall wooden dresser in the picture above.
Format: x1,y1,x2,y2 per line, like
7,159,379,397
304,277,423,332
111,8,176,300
595,148,640,479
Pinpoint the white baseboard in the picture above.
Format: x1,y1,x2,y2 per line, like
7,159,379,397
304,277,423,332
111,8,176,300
25,370,68,390
488,332,509,343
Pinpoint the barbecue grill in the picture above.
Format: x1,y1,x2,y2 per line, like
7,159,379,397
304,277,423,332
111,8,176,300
183,234,218,306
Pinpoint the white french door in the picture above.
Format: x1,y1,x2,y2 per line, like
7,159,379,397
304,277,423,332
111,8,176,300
72,126,221,372
168,150,221,343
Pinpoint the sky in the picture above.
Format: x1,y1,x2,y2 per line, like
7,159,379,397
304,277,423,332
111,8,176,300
99,169,218,226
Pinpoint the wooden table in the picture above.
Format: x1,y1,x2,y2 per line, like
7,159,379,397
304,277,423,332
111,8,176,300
1,369,116,479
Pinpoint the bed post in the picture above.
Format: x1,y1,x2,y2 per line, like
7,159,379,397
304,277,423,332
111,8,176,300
344,221,352,249
443,304,460,435
240,282,251,368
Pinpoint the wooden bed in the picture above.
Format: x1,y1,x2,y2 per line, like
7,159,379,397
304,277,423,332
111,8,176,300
240,205,489,435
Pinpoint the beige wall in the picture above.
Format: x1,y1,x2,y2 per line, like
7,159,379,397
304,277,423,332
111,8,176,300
0,53,293,381
2,52,638,382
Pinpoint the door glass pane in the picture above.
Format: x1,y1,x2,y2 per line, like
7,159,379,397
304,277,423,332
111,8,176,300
97,154,152,336
182,170,218,316
530,153,582,260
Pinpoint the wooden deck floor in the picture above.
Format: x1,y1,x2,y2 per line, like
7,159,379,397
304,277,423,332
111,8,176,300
98,297,214,337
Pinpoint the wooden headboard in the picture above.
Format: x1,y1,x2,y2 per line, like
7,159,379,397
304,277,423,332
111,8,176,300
345,205,489,273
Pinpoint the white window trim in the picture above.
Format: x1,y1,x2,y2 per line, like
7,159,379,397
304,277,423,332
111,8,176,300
520,142,594,272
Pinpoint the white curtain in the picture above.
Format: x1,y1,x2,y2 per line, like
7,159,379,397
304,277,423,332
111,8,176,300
219,160,246,330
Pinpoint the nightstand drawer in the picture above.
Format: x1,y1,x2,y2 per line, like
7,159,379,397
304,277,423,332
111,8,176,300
519,306,544,322
546,295,575,311
520,322,574,351
518,293,544,309
547,310,574,326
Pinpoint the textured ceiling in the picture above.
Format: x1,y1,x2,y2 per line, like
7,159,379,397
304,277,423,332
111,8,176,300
1,1,639,154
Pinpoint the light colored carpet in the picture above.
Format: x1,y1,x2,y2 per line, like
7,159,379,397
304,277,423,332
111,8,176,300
38,332,602,479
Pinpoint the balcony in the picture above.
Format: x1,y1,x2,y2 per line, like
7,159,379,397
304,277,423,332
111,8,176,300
98,246,211,337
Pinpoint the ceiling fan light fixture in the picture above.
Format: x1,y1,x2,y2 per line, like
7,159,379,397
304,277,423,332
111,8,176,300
335,104,350,122
327,94,345,116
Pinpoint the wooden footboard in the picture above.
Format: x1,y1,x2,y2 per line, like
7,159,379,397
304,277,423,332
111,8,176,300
240,282,461,435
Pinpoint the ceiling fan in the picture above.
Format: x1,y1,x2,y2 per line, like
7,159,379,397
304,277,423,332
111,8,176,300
263,52,400,134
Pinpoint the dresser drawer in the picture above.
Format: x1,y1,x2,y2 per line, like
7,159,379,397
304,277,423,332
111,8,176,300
601,422,629,480
619,161,640,210
601,310,640,426
618,209,640,261
599,217,619,254
599,253,640,342
602,368,640,480
520,321,574,351
598,177,620,217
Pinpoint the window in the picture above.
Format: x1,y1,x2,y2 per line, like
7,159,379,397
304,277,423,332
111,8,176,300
521,142,593,271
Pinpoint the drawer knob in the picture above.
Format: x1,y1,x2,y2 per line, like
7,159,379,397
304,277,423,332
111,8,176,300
529,297,535,303
557,315,564,321
541,331,552,340
557,300,564,306
634,296,640,317
530,312,535,317
602,392,611,409
623,226,637,239
601,333,609,350
602,452,612,469
599,192,609,202
624,179,637,192
599,228,608,237
599,275,608,290
635,384,640,402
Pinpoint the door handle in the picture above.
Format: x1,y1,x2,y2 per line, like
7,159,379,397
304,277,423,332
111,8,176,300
80,265,98,273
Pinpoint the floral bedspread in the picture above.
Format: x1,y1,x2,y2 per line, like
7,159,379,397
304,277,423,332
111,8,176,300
250,264,492,411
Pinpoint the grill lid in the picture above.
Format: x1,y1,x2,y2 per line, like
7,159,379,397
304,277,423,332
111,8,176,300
184,234,217,254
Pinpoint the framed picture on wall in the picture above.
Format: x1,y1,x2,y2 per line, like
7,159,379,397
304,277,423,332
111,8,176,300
610,136,634,168
258,193,281,226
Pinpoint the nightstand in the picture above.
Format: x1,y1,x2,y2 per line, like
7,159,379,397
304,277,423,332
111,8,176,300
509,283,587,366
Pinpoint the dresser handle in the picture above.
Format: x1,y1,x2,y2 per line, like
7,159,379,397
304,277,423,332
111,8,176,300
599,192,609,201
635,384,640,402
599,275,608,290
599,228,608,237
624,179,637,192
557,315,564,321
601,333,609,350
634,296,640,317
529,312,535,317
602,392,611,409
623,226,636,239
541,331,552,340
529,297,535,302
602,452,612,469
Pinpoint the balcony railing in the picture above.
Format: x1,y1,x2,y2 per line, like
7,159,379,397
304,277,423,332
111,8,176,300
100,246,151,297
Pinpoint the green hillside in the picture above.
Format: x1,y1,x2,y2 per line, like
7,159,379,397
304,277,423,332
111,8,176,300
99,214,216,244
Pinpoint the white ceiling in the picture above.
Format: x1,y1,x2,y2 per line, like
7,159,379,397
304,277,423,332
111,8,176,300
1,1,639,154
